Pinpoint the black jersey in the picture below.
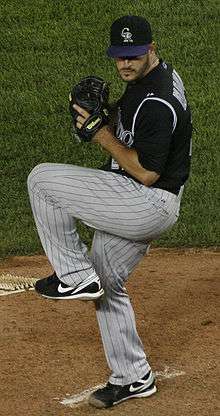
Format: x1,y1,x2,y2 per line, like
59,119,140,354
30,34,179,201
104,60,192,195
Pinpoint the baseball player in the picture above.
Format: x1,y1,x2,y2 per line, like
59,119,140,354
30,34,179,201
27,15,192,408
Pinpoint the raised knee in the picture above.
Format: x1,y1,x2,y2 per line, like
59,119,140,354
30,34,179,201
27,163,51,193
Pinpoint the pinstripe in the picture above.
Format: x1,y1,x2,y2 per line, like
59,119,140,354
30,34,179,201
27,163,182,385
107,296,131,378
45,200,54,266
100,298,123,376
33,193,50,262
92,232,123,376
53,207,63,276
92,231,150,384
108,240,147,380
93,235,130,379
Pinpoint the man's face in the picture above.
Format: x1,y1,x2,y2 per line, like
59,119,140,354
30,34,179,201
115,53,150,82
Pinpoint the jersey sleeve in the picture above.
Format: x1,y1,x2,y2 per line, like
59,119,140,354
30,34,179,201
133,99,175,174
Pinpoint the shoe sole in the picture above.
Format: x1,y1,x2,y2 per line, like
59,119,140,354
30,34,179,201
40,288,104,301
89,384,157,408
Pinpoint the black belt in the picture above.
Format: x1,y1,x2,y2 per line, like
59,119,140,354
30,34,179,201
151,184,181,196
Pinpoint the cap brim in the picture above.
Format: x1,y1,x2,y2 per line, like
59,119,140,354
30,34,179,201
107,44,150,58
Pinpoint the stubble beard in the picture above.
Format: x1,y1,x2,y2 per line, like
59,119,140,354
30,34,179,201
118,55,150,83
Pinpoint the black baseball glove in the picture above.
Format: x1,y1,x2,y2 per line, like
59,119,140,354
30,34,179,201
69,76,110,142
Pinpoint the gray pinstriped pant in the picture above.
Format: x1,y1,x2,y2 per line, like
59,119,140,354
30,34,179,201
27,163,182,385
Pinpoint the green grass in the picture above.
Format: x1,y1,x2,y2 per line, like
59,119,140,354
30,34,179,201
0,0,219,257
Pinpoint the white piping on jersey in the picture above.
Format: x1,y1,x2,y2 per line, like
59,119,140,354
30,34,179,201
131,97,177,135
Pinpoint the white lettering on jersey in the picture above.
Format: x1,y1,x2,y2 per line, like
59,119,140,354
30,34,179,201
172,70,187,110
116,108,134,147
111,108,134,171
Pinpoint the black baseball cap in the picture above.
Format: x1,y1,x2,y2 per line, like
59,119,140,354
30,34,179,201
107,15,152,58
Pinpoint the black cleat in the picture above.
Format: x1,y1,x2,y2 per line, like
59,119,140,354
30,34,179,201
89,370,157,408
35,272,59,293
35,272,104,301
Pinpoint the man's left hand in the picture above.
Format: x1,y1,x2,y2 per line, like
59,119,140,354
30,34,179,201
69,75,110,142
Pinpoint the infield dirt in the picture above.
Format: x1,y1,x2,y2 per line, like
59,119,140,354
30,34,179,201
0,248,219,416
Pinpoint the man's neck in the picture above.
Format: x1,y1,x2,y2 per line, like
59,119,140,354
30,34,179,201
144,55,160,77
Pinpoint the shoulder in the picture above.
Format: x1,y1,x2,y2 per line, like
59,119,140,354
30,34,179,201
132,96,177,134
134,96,177,121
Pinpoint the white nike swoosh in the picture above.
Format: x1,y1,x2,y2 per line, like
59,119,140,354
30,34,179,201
58,284,74,294
129,383,151,393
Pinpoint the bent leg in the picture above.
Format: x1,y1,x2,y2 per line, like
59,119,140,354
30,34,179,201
27,162,180,286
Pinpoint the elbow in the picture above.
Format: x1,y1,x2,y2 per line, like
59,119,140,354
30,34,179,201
140,171,160,187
